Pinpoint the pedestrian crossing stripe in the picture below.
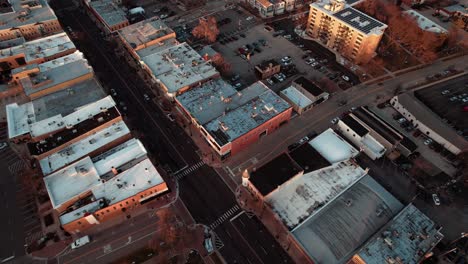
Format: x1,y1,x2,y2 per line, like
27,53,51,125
209,205,241,230
174,160,205,181
214,234,224,250
8,160,26,175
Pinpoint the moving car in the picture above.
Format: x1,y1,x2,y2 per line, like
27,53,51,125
143,94,150,101
166,113,175,122
432,194,441,206
71,236,90,249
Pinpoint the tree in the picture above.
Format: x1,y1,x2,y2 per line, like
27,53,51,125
192,16,219,43
211,55,231,75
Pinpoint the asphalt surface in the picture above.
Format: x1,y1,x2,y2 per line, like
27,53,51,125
0,123,38,262
48,0,294,263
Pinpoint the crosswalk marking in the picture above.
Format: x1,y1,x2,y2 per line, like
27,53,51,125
173,160,205,181
209,205,241,230
213,233,224,250
8,159,26,175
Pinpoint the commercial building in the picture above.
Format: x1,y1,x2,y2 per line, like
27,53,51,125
391,94,468,155
117,17,176,60
83,0,129,34
176,79,292,159
139,42,219,97
6,75,105,143
255,59,281,79
0,0,62,46
43,139,168,233
26,96,123,162
336,114,386,160
10,51,94,99
38,120,131,175
404,10,447,34
0,32,76,71
247,0,306,18
306,0,387,64
349,204,444,264
244,128,440,264
351,106,417,157
280,77,329,114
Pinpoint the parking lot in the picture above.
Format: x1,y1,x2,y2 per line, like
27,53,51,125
414,75,468,136
0,123,43,261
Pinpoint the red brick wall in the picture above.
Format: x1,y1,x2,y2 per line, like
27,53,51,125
230,107,292,155
62,182,168,234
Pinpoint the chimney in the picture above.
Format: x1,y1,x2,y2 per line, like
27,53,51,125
111,166,118,175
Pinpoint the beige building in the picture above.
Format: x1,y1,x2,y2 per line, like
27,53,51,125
0,0,62,46
306,0,387,64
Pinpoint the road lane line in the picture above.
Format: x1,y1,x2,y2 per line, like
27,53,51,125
229,221,264,264
230,210,245,222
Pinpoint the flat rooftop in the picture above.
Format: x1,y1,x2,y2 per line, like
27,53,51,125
280,86,313,108
267,159,367,229
333,7,386,35
135,37,179,58
249,153,303,196
309,128,359,164
89,0,128,28
404,10,447,34
22,58,93,97
352,107,402,145
256,59,280,71
362,134,386,155
292,175,403,264
12,50,85,75
0,37,25,49
341,114,368,137
0,32,75,62
0,0,57,31
288,143,331,173
39,120,130,175
140,42,218,94
354,204,444,264
293,77,324,97
203,82,291,146
396,92,468,150
29,96,116,138
413,75,468,137
118,17,174,50
44,156,100,209
6,78,105,139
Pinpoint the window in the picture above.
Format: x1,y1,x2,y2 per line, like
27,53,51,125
78,221,82,225
106,209,110,213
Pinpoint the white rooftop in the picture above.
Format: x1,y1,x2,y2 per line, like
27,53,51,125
6,102,36,138
404,10,447,34
309,128,359,164
92,138,147,175
202,82,291,145
0,0,58,31
29,96,116,138
59,199,102,225
88,0,128,29
140,42,218,94
118,17,174,49
280,86,313,109
362,134,386,156
22,58,93,97
39,120,130,175
44,156,100,209
91,158,166,206
11,51,85,75
266,159,367,229
0,32,75,61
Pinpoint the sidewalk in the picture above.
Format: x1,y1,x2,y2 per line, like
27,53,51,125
236,186,312,264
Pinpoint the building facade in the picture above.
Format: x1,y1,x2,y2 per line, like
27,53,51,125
255,59,281,79
306,0,387,64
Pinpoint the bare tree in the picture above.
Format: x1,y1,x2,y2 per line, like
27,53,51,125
211,55,232,75
192,16,219,43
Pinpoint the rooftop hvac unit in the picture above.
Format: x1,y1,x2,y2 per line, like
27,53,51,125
97,117,104,123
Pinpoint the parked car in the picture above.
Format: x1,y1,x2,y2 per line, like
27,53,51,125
341,75,350,82
234,83,242,89
110,89,117,96
246,16,254,21
432,194,441,206
266,78,274,85
143,94,150,101
160,14,169,19
398,118,407,124
424,139,433,145
331,117,339,124
71,236,90,249
441,90,450,95
0,142,8,150
281,56,291,63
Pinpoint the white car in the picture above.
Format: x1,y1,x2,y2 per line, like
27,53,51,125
160,14,168,19
281,56,291,63
143,94,150,101
331,117,339,124
266,78,274,85
432,194,441,206
166,113,175,122
71,236,90,249
341,75,350,81
0,142,8,150
424,139,433,145
246,16,254,21
311,62,319,67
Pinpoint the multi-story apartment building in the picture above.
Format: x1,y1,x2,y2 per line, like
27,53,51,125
248,0,308,18
306,0,387,64
0,0,62,46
